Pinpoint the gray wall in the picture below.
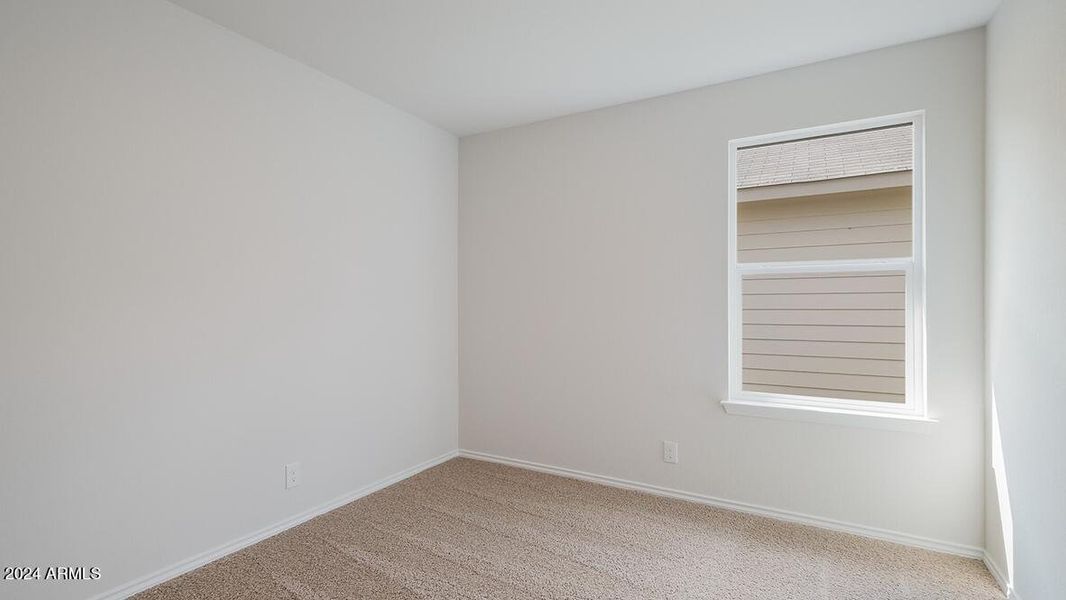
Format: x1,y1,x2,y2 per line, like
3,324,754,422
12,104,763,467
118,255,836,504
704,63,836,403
460,30,986,551
0,2,457,599
985,0,1066,596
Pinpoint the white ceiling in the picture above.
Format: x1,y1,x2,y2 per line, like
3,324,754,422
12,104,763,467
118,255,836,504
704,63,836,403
171,0,1000,136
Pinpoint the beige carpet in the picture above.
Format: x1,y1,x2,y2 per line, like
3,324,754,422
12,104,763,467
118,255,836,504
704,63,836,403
135,458,1002,599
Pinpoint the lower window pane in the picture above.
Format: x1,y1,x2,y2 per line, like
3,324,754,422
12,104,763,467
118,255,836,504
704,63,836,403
741,270,906,403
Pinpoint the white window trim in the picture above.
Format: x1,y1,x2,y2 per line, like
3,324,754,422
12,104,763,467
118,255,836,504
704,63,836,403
724,111,935,431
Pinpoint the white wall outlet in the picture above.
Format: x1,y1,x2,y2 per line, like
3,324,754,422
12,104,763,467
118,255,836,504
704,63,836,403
663,441,679,464
285,462,300,489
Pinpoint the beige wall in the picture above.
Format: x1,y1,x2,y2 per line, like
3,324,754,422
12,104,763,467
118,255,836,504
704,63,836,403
985,0,1066,596
460,29,986,551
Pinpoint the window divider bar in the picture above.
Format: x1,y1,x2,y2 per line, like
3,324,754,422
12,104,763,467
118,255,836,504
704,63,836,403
736,258,913,275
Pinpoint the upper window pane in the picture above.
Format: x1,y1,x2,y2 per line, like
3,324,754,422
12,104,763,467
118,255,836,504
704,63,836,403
736,125,914,263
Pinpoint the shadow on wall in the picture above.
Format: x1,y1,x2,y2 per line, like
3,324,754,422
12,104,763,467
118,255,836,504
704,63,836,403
989,390,1014,593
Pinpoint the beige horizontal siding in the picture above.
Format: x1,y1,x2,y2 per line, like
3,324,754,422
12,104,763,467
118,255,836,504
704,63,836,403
743,339,905,360
740,242,914,262
744,273,905,294
742,270,907,403
744,291,903,310
738,187,909,220
743,353,904,377
737,186,912,263
740,207,911,235
739,223,911,252
744,369,904,394
744,309,905,326
744,324,905,343
746,384,905,404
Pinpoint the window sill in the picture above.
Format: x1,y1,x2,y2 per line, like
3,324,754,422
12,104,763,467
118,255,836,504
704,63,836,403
721,399,937,433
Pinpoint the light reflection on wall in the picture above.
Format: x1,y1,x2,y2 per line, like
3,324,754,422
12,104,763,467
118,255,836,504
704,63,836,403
990,390,1014,591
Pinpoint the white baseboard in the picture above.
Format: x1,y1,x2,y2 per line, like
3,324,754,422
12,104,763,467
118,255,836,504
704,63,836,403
458,449,985,560
88,448,999,600
89,449,459,600
982,552,1015,599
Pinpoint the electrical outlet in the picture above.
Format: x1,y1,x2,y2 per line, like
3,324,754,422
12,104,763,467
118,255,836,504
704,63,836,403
285,462,300,489
663,441,679,464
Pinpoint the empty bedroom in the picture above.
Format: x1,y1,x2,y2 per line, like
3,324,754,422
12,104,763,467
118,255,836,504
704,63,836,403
1,0,1063,599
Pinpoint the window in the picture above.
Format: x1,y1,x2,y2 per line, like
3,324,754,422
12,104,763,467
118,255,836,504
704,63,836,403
724,112,931,429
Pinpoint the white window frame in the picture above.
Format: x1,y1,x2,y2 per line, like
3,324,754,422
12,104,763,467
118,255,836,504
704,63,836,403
723,111,933,431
